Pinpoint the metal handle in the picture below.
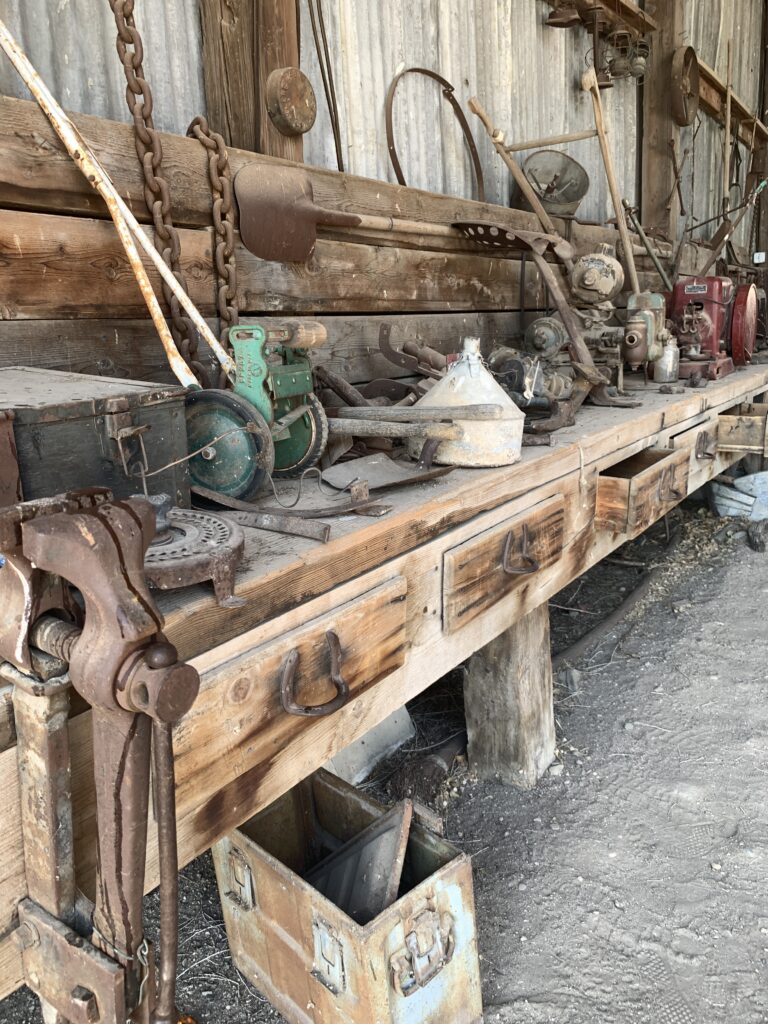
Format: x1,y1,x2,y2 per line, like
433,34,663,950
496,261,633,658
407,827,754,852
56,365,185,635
696,432,716,460
658,467,683,502
280,629,350,717
502,524,540,576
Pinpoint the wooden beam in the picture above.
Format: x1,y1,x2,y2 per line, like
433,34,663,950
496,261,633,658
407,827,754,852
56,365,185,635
545,0,658,37
464,603,556,787
199,0,258,152
255,0,304,160
698,58,768,147
0,209,555,319
641,0,685,236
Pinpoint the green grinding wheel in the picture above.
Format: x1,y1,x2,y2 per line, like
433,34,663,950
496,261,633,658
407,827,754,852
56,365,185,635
185,390,275,500
273,393,329,478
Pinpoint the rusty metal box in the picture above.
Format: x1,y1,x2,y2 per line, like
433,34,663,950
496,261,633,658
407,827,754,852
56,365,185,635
0,367,189,505
213,769,483,1024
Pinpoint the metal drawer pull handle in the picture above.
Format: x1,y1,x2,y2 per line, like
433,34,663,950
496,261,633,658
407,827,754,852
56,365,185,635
502,524,540,576
280,629,350,717
695,433,716,460
658,468,683,503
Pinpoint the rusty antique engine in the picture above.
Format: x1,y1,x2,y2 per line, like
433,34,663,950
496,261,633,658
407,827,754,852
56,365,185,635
667,277,758,380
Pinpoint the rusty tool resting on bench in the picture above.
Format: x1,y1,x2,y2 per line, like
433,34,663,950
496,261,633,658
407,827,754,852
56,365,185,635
0,491,200,1024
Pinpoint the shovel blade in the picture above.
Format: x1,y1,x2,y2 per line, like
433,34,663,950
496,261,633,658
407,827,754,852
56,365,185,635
235,163,319,263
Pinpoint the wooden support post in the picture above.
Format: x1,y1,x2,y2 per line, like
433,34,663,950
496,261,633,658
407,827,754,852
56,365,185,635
464,603,556,788
254,0,304,160
641,0,685,237
199,0,258,151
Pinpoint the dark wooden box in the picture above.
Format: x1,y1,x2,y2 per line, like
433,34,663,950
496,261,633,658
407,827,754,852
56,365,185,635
0,367,190,505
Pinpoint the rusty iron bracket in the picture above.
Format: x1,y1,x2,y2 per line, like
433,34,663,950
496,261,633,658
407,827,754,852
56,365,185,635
280,629,350,717
16,900,127,1024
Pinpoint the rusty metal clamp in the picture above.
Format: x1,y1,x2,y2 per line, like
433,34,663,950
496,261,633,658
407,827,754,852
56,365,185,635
658,466,684,503
385,67,485,202
501,524,540,576
280,629,350,717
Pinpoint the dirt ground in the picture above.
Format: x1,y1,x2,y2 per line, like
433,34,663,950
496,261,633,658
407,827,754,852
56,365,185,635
3,504,768,1023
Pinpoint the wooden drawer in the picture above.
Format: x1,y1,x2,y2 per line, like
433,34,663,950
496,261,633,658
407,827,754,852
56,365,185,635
595,446,689,537
442,495,565,635
175,577,408,783
717,402,768,455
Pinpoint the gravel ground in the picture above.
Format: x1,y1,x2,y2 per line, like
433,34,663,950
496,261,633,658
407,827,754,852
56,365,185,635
2,504,766,1022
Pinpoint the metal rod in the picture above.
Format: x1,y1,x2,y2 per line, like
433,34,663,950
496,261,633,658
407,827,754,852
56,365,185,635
504,128,598,153
0,18,236,385
724,39,733,217
622,199,673,291
152,721,179,1024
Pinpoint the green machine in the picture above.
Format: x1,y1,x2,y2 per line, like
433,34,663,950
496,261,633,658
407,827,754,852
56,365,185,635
185,320,329,500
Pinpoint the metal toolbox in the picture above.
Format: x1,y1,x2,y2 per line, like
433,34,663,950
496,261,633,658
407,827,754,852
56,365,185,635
0,367,189,505
213,769,483,1024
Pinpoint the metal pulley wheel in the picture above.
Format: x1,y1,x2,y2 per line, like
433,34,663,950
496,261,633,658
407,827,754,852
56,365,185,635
185,390,275,500
273,393,329,478
671,46,700,127
144,506,245,608
731,283,758,365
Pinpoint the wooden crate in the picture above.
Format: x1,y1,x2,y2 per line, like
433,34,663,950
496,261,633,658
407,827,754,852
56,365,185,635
213,770,482,1024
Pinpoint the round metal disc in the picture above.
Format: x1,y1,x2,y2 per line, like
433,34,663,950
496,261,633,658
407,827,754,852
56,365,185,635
185,390,275,500
731,283,758,365
273,394,329,478
671,46,700,127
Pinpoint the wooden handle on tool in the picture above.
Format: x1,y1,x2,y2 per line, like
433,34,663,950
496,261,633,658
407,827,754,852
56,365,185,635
331,404,504,422
276,320,328,348
581,68,640,294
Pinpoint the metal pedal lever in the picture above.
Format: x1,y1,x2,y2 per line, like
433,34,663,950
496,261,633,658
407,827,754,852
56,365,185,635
22,500,200,1024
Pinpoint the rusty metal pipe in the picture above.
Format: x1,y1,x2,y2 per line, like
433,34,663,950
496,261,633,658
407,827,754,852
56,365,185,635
152,720,179,1024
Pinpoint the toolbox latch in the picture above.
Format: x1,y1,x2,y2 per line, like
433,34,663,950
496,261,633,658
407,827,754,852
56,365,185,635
311,918,346,995
225,846,255,910
390,909,455,997
103,399,150,478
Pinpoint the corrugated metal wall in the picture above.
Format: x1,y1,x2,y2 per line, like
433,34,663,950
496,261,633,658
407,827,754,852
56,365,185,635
0,0,763,248
300,0,640,222
680,0,765,249
0,0,205,135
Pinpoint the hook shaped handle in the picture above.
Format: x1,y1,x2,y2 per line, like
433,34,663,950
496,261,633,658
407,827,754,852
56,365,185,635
502,524,540,576
280,629,350,717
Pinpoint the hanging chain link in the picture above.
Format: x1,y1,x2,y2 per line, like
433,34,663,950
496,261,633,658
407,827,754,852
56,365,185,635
187,116,240,390
107,0,210,386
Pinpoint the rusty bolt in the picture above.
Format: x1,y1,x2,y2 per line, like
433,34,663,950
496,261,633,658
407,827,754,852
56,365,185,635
119,642,200,723
70,985,100,1024
14,921,39,950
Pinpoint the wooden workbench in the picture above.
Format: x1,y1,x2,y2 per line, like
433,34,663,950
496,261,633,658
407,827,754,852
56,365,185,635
1,366,767,1000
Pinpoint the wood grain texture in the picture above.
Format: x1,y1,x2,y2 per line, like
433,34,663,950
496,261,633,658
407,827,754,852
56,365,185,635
442,495,566,635
0,209,550,319
464,603,556,787
595,446,690,536
254,0,303,160
717,404,768,455
199,0,258,152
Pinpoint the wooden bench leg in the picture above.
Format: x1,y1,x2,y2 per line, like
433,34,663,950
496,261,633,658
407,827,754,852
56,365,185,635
464,603,555,788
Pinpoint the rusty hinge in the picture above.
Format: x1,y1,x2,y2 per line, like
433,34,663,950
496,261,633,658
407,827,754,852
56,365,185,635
390,909,455,997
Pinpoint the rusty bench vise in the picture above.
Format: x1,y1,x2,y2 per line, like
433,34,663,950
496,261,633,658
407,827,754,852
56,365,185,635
0,489,200,1024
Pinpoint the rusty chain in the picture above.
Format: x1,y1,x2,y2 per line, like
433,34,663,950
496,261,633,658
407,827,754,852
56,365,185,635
107,0,210,386
187,116,240,390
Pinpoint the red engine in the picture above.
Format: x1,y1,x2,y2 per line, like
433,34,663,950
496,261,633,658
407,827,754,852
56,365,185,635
667,277,757,380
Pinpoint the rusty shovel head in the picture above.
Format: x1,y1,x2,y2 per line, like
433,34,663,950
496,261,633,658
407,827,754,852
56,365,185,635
235,164,360,263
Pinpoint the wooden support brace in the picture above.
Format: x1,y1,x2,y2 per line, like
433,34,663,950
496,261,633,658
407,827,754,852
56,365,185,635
464,603,556,788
